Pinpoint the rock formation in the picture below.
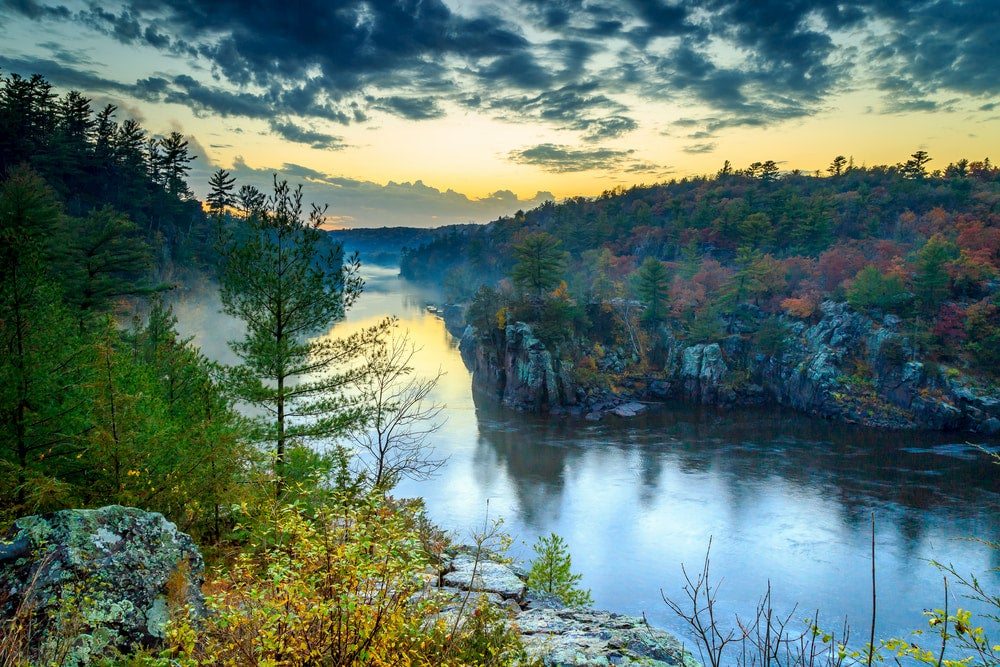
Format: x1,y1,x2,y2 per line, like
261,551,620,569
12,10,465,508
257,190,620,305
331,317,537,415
429,548,695,667
460,301,1000,431
0,505,205,666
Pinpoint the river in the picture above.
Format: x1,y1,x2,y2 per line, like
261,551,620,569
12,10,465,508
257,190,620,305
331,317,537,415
176,261,1000,650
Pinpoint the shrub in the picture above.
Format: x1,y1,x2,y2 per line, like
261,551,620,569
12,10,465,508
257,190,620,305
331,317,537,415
154,496,526,666
526,533,593,607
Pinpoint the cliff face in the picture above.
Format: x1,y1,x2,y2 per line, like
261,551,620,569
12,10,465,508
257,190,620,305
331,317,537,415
461,301,1000,432
460,322,576,412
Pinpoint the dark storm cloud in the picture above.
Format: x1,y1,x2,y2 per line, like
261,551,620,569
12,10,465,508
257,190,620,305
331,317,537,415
368,96,446,121
0,0,69,20
0,54,130,93
4,0,998,147
580,116,639,142
699,0,849,100
866,0,1000,101
489,84,637,140
622,0,701,46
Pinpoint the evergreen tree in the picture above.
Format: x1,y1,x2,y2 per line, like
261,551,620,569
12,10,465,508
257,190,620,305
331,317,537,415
159,131,194,199
207,168,236,213
913,234,958,315
0,167,91,513
846,264,909,313
511,232,567,297
527,533,593,607
215,175,377,492
52,205,155,321
635,256,670,325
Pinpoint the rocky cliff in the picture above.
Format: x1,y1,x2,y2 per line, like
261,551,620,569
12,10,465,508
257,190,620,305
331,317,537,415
461,321,577,412
460,300,1000,432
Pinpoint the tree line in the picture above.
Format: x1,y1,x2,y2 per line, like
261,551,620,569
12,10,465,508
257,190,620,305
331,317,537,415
403,152,1000,378
0,70,211,266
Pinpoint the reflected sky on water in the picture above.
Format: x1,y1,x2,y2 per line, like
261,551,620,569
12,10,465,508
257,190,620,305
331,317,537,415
180,261,1000,646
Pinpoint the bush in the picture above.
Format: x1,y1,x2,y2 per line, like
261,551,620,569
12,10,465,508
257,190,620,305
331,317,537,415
153,496,527,666
526,533,593,608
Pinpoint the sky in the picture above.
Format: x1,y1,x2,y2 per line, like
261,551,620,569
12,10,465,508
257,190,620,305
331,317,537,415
2,0,999,228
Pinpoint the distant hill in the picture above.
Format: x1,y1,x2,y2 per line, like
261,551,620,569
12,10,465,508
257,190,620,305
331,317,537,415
400,156,1000,429
328,225,479,265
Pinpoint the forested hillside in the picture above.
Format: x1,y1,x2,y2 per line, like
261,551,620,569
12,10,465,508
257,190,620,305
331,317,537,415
402,154,1000,427
0,71,211,267
0,73,541,665
0,72,251,533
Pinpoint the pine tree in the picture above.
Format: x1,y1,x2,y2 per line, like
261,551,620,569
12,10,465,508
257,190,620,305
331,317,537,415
635,256,670,325
215,175,379,492
527,533,593,607
207,168,236,213
0,167,91,513
511,232,567,297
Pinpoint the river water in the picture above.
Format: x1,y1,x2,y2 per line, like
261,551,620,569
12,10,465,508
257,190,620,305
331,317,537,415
177,262,1000,649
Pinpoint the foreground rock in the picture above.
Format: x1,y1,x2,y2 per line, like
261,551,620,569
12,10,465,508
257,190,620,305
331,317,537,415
518,607,695,667
0,505,205,666
442,553,527,600
432,549,697,667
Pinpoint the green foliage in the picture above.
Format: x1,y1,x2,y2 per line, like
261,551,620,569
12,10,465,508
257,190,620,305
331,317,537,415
511,232,568,297
685,303,727,343
0,73,209,265
530,283,586,350
467,284,510,334
846,264,909,313
0,168,255,532
635,256,671,325
752,316,790,356
527,532,593,607
215,175,376,490
150,497,527,667
913,233,958,315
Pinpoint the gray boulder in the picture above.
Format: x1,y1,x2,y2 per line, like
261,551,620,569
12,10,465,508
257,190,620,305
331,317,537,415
442,553,527,601
517,607,696,666
0,505,205,666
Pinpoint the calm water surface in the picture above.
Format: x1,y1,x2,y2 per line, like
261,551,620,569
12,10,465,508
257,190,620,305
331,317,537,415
178,263,1000,647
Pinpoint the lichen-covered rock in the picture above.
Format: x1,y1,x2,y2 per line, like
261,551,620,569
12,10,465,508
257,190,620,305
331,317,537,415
443,553,527,601
463,321,576,412
0,505,205,665
517,607,697,667
680,343,731,404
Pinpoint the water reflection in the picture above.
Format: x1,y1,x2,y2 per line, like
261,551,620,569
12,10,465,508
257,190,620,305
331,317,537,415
462,391,1000,640
178,261,1000,646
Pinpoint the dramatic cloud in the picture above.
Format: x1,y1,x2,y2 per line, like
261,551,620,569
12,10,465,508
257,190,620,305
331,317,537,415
268,121,347,151
2,0,998,186
219,158,555,228
508,143,642,173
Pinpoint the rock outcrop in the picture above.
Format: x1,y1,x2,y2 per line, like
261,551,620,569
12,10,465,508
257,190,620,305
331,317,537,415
461,322,576,412
518,607,694,667
460,301,1000,431
0,505,205,666
429,549,695,667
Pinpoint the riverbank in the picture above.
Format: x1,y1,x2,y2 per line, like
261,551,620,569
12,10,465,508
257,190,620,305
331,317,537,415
1,505,698,667
452,299,1000,432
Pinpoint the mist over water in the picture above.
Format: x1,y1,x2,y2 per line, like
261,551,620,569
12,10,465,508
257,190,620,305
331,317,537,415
174,261,1000,647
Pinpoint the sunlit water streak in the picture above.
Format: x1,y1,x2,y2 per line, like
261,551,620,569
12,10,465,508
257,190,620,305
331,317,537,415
175,262,1000,649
